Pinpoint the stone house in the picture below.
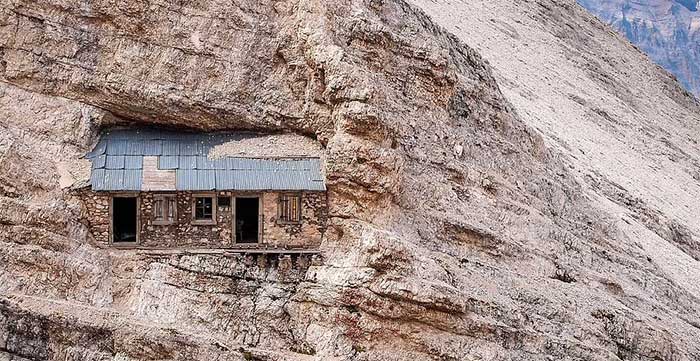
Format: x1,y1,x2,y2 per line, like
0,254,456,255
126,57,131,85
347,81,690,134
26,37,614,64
77,129,327,250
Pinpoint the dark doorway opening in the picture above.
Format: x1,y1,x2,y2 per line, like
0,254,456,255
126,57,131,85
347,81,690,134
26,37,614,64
113,197,138,243
235,197,259,243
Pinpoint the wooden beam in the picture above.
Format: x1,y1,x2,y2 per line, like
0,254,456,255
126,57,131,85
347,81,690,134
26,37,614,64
112,247,322,255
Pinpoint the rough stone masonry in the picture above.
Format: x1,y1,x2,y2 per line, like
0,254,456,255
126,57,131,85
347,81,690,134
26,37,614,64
0,0,699,359
77,189,328,249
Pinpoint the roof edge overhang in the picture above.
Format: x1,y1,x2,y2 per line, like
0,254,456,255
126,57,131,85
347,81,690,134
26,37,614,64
89,188,327,193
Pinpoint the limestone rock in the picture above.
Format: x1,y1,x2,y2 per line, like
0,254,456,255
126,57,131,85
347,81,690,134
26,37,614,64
0,0,699,360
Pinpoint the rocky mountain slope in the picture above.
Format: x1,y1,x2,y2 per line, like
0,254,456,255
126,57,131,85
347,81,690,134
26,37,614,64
1,0,699,360
578,0,700,97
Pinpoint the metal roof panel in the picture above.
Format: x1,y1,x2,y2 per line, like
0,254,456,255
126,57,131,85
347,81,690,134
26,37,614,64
179,141,198,156
106,140,128,155
90,169,105,190
89,129,326,191
143,140,163,156
103,169,124,190
309,180,326,191
105,155,125,169
124,140,145,155
196,156,226,170
123,169,143,190
233,170,253,190
224,158,244,170
309,159,323,180
197,170,216,190
215,170,234,189
162,140,180,155
179,156,197,170
92,155,106,169
176,169,192,190
124,156,143,169
159,156,179,170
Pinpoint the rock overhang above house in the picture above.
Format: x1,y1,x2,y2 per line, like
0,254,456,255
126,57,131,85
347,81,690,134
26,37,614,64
85,128,326,192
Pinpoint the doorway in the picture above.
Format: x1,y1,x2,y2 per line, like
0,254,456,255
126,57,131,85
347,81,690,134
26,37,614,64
112,196,138,243
235,197,259,243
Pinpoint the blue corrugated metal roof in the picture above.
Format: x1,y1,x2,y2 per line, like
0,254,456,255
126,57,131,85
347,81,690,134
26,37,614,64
196,170,216,190
209,169,325,191
124,156,143,169
179,141,199,156
92,155,106,169
105,155,125,169
196,156,226,170
124,141,145,156
159,156,179,169
162,140,180,155
179,156,197,170
106,140,128,155
90,169,105,189
86,129,326,192
123,169,143,190
143,140,163,155
214,170,234,189
309,159,323,181
96,169,142,191
176,170,195,190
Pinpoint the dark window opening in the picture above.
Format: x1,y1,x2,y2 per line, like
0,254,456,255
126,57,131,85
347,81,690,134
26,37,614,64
113,197,137,243
278,194,301,224
194,197,214,220
236,197,259,243
218,196,231,207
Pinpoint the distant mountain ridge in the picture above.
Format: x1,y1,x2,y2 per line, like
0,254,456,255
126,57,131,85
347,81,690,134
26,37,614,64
578,0,700,97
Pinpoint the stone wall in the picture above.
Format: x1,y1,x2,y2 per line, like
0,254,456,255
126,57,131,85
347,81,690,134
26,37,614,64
78,190,326,249
139,191,234,248
77,190,111,245
261,192,327,248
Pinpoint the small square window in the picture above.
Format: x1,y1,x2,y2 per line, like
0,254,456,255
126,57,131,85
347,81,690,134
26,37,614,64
195,197,213,219
192,195,216,224
278,194,301,224
218,196,231,207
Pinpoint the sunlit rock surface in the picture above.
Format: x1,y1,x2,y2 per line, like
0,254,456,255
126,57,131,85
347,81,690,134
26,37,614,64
1,0,699,359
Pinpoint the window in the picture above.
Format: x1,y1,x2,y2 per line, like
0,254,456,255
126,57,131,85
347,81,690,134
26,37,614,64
218,196,231,207
153,195,176,225
192,195,216,224
278,194,301,223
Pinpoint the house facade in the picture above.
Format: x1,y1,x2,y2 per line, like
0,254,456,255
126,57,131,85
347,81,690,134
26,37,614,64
78,129,327,250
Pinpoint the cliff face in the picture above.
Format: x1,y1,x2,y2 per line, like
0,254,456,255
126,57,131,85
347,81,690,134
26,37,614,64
578,0,700,97
1,0,700,360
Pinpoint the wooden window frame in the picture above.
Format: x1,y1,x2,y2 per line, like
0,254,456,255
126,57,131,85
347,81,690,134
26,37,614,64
153,194,177,225
277,193,302,225
109,193,140,247
191,193,217,225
